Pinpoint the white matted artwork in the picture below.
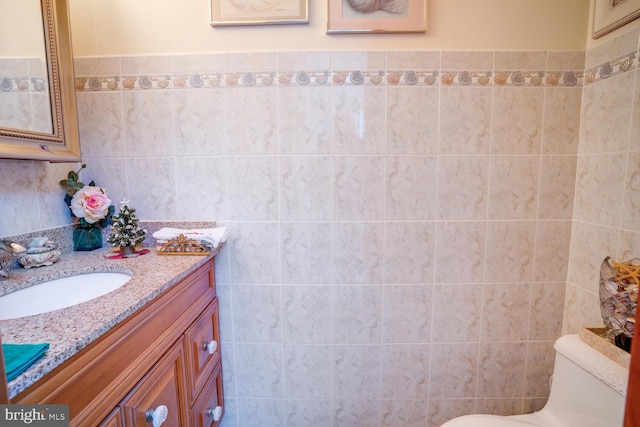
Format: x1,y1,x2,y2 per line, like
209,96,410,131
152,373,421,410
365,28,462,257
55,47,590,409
327,0,426,34
210,0,308,26
593,0,640,38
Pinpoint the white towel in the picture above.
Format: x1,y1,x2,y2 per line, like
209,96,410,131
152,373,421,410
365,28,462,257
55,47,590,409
152,227,228,249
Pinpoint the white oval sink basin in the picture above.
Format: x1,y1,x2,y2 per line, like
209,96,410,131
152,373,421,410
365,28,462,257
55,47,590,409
0,272,132,320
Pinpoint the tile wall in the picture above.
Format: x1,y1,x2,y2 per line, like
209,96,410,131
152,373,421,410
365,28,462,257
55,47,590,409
0,57,52,134
564,28,640,335
77,49,580,427
0,39,624,427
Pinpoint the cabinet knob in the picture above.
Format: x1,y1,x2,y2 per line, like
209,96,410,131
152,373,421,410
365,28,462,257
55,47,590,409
207,406,223,421
145,405,168,427
203,340,218,354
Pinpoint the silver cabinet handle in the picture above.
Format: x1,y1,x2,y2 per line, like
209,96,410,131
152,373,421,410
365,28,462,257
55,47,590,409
207,405,223,421
145,405,168,427
203,340,218,355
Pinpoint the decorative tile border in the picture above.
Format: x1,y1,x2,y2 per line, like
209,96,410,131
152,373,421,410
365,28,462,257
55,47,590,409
440,71,491,86
583,51,637,86
74,69,589,91
7,50,636,93
71,50,604,91
545,71,582,87
0,77,47,93
493,71,544,86
387,70,439,86
331,70,385,85
278,71,330,86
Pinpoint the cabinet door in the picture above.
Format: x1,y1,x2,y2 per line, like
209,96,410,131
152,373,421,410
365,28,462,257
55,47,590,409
120,338,188,427
99,408,123,427
185,299,220,401
190,361,224,427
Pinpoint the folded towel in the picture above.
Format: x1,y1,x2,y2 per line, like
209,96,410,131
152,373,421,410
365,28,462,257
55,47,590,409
3,343,49,381
152,227,228,249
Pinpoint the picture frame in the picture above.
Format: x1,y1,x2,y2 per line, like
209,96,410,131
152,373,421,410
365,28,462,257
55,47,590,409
327,0,425,34
210,0,308,26
592,0,640,39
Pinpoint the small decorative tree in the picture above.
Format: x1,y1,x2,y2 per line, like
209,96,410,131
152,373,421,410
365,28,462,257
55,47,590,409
107,200,147,255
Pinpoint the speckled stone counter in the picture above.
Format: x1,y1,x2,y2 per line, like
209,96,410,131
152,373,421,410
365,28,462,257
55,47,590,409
0,247,217,399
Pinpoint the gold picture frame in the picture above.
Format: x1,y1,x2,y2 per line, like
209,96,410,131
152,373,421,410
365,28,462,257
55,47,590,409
593,0,640,39
210,0,308,26
327,0,426,34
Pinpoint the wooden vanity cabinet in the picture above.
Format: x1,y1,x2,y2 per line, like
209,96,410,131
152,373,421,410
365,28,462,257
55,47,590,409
11,258,224,427
119,338,188,426
190,361,224,427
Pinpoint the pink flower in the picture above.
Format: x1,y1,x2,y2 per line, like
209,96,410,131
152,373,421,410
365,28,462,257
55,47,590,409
70,186,112,224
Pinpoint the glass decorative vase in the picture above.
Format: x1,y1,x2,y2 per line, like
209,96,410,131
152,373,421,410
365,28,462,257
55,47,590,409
73,226,103,251
599,256,639,352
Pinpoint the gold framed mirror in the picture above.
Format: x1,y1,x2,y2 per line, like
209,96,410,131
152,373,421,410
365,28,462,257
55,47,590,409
0,0,80,161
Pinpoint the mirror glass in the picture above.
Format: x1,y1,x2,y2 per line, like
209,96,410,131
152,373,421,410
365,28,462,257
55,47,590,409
0,0,52,134
0,0,81,161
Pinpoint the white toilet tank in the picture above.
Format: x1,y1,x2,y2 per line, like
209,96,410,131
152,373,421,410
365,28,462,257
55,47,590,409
441,334,629,427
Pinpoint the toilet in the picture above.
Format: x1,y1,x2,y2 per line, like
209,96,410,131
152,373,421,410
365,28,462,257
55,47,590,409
441,334,629,427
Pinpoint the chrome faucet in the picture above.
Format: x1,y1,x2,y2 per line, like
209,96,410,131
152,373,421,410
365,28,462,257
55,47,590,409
0,240,27,278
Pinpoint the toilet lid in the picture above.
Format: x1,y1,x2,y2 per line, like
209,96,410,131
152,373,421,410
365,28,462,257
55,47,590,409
442,414,544,427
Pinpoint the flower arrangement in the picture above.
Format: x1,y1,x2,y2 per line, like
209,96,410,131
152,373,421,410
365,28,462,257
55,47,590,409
60,164,115,250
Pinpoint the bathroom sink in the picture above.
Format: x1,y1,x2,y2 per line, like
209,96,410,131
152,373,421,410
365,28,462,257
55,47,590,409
0,272,132,320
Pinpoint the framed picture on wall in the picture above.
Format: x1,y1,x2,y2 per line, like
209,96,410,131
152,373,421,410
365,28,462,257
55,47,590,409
592,0,640,39
210,0,308,26
327,0,426,33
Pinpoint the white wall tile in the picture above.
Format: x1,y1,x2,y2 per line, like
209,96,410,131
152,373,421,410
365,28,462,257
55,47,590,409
491,87,544,154
234,343,283,398
174,88,226,155
227,156,278,220
381,344,430,399
225,88,277,154
232,284,281,343
280,222,333,284
283,345,332,398
279,87,331,154
332,222,384,284
430,343,478,398
481,283,531,342
333,286,383,344
385,156,437,220
282,285,333,344
382,285,432,343
440,86,491,154
485,221,536,282
488,156,539,219
435,222,486,283
333,345,381,399
384,222,435,284
387,86,438,154
285,399,332,427
432,284,483,342
477,342,527,397
437,155,489,220
333,86,386,154
123,90,175,156
279,156,332,221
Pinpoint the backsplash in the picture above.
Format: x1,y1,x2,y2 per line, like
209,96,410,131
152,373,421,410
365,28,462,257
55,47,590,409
0,37,636,426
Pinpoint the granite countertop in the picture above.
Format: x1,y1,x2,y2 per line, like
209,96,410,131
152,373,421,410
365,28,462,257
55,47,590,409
0,247,216,399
